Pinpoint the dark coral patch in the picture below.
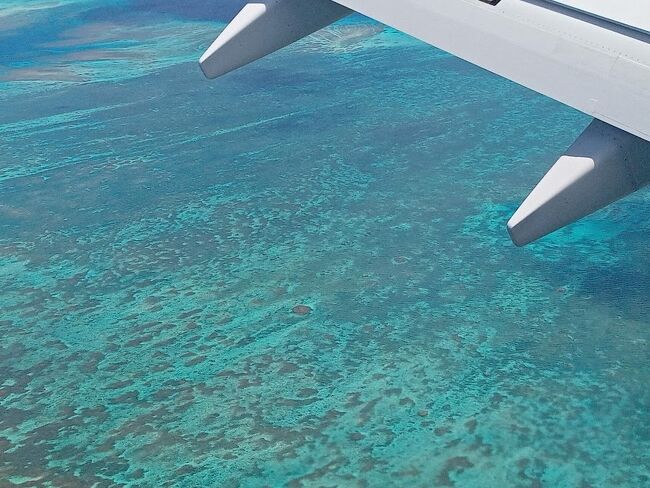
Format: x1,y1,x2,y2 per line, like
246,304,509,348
349,432,365,441
292,304,312,316
392,255,409,265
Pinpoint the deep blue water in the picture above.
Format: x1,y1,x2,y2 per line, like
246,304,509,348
0,1,648,486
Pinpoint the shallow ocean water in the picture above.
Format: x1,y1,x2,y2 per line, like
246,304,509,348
0,1,649,487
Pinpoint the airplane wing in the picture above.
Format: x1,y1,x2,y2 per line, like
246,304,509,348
199,0,650,246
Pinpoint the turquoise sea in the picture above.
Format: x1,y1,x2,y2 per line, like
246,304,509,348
0,1,648,486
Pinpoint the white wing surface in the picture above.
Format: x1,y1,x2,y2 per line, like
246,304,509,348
199,0,650,246
331,0,650,143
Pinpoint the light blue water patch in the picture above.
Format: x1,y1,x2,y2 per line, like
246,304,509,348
0,1,648,487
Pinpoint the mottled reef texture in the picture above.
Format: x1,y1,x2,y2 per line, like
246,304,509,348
0,1,649,487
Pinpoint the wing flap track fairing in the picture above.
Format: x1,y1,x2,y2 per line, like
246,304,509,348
508,120,650,246
199,0,351,79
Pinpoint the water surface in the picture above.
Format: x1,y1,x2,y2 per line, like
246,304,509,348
0,1,648,486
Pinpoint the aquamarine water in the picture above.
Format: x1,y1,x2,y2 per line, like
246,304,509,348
1,1,648,486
